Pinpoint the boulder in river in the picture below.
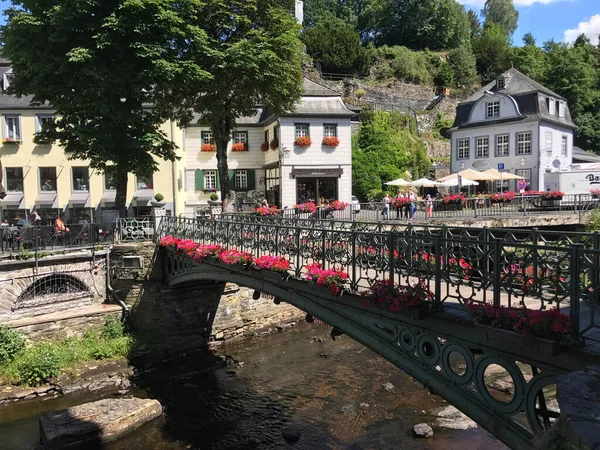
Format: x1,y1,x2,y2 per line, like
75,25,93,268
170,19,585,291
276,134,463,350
413,423,434,438
39,397,162,449
282,425,301,442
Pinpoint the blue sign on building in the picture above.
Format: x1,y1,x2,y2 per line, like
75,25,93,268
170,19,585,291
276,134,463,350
498,163,505,171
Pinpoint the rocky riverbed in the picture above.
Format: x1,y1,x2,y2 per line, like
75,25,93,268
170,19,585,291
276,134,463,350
0,322,508,449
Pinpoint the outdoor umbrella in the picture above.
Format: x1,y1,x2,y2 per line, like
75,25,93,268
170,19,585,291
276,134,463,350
408,178,441,187
440,178,479,187
384,178,410,186
437,169,497,182
482,169,521,180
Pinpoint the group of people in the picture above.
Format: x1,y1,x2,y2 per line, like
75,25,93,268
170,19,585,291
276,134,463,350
0,213,71,235
381,191,434,220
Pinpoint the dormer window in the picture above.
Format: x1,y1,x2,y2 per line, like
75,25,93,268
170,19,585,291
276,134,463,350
548,97,556,115
3,71,13,91
496,77,505,90
486,100,500,118
558,101,565,118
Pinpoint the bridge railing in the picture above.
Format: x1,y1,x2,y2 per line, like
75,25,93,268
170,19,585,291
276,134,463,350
116,217,155,242
158,216,600,343
230,194,598,223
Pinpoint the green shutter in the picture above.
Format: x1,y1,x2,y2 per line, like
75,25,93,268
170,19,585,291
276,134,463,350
216,170,221,189
247,170,256,190
194,170,204,190
228,170,235,189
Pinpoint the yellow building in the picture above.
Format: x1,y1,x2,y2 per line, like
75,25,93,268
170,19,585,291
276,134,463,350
0,61,184,226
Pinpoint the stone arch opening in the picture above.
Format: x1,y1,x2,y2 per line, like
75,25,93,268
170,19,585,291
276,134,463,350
14,273,91,312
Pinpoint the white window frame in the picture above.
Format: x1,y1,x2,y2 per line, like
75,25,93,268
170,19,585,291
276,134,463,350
486,101,500,118
204,170,217,190
545,131,553,156
323,124,337,138
558,101,565,118
561,135,568,157
3,69,13,91
516,169,531,186
496,77,505,90
457,138,470,160
475,136,489,158
39,166,57,192
5,167,23,192
202,131,214,145
72,166,90,192
3,115,21,142
495,134,509,157
548,98,556,115
35,114,54,133
517,132,532,155
295,124,309,138
235,170,248,190
233,131,248,144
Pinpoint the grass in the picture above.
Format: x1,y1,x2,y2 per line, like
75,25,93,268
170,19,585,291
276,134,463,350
0,318,135,387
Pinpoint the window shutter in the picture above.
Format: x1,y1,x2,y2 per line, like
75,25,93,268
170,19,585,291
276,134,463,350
228,170,235,183
216,170,221,189
194,170,204,191
247,170,256,190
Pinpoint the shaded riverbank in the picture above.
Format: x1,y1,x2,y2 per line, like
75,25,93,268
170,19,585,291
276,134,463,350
0,322,507,449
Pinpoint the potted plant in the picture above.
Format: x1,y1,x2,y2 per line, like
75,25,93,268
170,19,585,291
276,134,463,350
322,136,340,147
303,262,348,296
361,279,434,320
260,142,269,152
201,143,216,152
294,136,312,148
231,142,248,152
270,138,279,150
208,192,221,206
151,193,166,207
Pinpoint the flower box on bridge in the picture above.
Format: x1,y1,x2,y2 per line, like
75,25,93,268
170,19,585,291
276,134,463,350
476,324,560,356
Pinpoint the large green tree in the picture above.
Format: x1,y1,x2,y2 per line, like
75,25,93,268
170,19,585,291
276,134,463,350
186,0,304,212
448,43,479,87
472,22,511,83
367,0,470,50
302,21,372,75
481,0,519,37
511,34,548,82
2,0,206,217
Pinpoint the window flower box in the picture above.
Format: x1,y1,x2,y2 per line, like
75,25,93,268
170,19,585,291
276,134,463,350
2,138,21,145
201,143,216,152
322,136,339,147
260,142,269,152
304,262,348,296
294,136,312,148
328,200,348,211
294,202,317,214
270,138,279,150
361,279,435,320
231,142,248,152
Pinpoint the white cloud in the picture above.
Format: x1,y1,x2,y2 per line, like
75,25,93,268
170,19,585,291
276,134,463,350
458,0,569,6
564,15,600,45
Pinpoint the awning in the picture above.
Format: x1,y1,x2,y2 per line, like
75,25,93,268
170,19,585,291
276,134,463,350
290,167,343,178
35,192,57,208
68,192,90,207
133,189,154,207
0,193,24,208
101,190,116,207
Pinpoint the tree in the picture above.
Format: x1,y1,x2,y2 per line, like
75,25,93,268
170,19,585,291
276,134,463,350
522,32,536,47
511,37,548,82
434,62,454,87
447,43,479,87
302,21,372,75
472,22,511,83
481,0,519,37
2,0,206,217
186,0,304,212
467,10,482,40
367,0,470,50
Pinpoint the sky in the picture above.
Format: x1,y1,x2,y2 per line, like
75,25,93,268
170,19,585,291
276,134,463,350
458,0,600,46
0,0,597,47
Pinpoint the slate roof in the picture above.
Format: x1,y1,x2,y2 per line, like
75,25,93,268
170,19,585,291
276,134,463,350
452,68,576,130
302,78,340,96
288,97,354,117
0,94,50,109
573,146,600,163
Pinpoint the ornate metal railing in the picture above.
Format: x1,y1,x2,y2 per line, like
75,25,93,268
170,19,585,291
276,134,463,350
158,216,600,343
116,217,155,242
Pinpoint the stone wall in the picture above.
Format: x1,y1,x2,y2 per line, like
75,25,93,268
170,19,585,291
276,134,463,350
0,251,108,321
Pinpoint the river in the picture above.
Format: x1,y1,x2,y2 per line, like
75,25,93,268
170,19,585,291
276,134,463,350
0,322,508,449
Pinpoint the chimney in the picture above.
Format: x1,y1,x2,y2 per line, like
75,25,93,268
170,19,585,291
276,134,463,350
295,0,304,26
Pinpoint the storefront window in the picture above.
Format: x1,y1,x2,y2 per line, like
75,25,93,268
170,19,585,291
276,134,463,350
296,177,338,204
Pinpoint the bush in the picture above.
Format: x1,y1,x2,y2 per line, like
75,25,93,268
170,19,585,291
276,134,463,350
17,344,60,386
154,193,164,202
0,326,26,364
376,46,433,85
209,193,219,201
433,113,454,140
101,316,124,340
355,88,366,98
586,206,600,231
434,62,454,87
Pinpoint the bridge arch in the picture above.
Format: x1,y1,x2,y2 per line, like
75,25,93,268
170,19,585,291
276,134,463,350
17,273,90,303
164,249,566,450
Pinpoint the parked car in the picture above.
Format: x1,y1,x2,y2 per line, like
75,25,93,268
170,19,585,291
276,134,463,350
351,195,361,213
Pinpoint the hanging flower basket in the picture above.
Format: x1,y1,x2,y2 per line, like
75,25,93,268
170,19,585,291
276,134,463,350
270,138,279,150
201,143,216,152
294,136,312,148
322,136,340,147
260,142,269,152
231,142,248,152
